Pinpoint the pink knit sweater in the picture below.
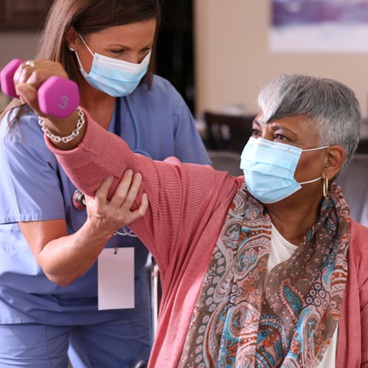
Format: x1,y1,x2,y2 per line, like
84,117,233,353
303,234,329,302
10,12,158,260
46,114,368,367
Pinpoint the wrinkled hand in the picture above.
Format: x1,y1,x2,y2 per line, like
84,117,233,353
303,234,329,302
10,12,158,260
85,170,148,236
14,59,69,117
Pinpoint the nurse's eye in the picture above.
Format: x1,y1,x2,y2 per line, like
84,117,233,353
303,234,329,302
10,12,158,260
139,47,151,54
111,49,125,55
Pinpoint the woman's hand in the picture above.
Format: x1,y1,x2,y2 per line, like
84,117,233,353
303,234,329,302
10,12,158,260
85,170,148,236
14,59,69,117
19,170,148,286
13,59,84,149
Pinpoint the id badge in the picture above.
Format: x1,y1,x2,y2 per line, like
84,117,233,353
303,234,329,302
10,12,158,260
98,247,135,310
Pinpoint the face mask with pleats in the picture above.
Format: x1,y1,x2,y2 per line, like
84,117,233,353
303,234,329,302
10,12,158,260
73,34,151,97
240,137,328,203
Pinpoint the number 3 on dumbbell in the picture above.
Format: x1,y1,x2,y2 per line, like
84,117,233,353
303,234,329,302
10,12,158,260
59,96,69,110
0,59,80,119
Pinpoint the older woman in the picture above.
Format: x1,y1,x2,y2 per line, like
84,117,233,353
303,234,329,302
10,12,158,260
15,72,368,367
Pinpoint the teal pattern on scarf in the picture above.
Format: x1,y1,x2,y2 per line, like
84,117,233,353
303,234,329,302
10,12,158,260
178,182,350,368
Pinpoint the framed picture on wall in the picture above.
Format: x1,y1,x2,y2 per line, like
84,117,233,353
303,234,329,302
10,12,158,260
269,0,368,53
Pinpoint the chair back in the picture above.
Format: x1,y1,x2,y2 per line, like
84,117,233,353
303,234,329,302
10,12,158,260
204,111,255,152
336,153,368,226
356,138,368,153
208,150,243,176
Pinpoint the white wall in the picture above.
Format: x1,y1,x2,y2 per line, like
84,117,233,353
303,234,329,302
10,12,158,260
194,0,368,117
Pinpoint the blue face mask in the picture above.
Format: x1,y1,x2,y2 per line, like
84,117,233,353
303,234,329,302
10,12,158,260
240,137,328,203
74,35,151,97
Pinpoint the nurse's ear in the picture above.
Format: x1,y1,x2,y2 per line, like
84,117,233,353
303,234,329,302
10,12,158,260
66,27,80,52
323,145,345,181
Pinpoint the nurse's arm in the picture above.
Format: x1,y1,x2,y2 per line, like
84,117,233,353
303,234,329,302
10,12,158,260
18,172,148,286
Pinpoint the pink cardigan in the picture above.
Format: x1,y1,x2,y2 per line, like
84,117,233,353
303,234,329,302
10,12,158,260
46,114,368,367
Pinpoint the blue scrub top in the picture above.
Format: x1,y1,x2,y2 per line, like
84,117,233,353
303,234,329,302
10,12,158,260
0,75,210,325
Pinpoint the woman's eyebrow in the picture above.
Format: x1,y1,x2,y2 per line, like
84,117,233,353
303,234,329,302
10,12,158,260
271,123,298,135
107,42,153,50
253,118,260,127
253,118,298,136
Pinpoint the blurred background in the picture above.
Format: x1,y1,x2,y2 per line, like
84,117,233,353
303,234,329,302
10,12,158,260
2,0,368,118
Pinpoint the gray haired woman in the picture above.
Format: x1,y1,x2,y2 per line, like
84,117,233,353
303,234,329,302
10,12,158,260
15,72,368,367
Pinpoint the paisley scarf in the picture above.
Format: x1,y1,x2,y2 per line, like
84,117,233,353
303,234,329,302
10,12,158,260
179,182,350,368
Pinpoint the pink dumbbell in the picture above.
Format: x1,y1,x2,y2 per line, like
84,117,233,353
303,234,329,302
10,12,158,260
0,59,80,119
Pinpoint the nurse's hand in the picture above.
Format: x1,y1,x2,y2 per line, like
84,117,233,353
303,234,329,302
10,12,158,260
13,60,84,150
14,59,69,117
85,170,148,236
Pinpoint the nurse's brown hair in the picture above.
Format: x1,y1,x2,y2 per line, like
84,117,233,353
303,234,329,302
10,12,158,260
1,0,161,122
37,0,161,86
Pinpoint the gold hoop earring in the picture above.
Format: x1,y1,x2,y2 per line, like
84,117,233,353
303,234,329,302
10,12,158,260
323,177,329,197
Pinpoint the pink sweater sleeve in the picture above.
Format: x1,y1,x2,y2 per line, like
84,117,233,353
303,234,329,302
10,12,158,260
44,112,239,273
337,220,368,367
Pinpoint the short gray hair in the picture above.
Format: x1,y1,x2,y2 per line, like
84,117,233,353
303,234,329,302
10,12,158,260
257,74,361,172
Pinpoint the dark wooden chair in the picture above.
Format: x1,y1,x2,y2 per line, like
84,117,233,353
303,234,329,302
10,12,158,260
203,111,256,153
356,138,368,153
208,150,243,176
336,153,368,227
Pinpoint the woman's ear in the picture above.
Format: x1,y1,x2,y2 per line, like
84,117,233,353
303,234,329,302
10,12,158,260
323,145,345,180
66,27,79,51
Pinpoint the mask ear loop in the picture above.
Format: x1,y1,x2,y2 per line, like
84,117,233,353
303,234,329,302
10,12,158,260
71,34,95,76
323,177,329,197
302,145,330,152
78,34,95,56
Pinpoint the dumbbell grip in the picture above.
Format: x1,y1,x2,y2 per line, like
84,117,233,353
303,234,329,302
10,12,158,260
0,59,80,119
0,58,23,98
